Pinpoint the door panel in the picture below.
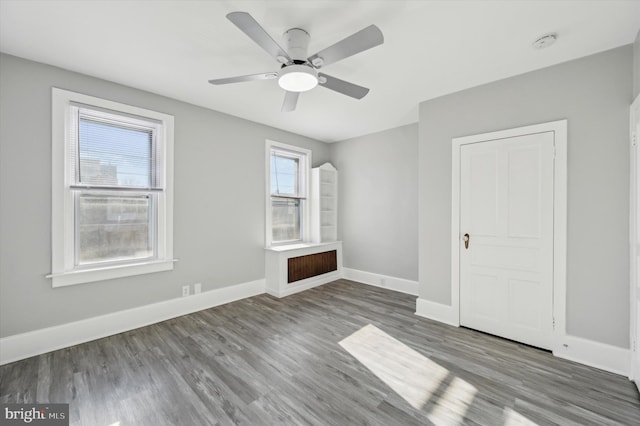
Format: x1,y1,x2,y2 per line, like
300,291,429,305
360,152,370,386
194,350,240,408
471,245,539,271
508,146,541,237
469,273,504,321
508,278,543,330
468,151,498,235
460,132,554,350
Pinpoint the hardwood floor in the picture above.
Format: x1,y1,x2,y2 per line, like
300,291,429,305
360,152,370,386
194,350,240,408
1,279,639,425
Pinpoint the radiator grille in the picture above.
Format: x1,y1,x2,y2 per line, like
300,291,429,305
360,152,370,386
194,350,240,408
288,250,337,283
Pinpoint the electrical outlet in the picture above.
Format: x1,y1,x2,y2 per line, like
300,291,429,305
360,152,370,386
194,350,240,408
182,285,190,297
194,283,202,294
380,278,386,286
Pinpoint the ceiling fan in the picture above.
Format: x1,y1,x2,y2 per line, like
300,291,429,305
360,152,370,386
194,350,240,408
208,12,384,112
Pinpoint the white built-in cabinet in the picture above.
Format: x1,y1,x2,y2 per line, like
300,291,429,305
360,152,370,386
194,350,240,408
265,241,343,298
310,163,338,243
264,162,341,299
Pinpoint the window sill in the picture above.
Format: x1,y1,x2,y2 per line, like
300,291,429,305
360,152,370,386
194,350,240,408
48,259,177,288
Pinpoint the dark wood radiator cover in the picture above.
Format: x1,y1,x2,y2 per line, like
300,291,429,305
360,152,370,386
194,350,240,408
288,250,337,283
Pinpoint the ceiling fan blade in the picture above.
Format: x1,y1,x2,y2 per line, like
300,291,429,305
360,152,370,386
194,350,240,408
227,12,291,63
308,25,383,68
209,72,278,85
318,73,369,99
281,91,299,112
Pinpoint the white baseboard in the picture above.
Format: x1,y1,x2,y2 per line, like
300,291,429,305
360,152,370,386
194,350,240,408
553,334,630,376
0,279,265,366
414,293,630,376
414,296,628,376
342,268,419,296
266,270,341,298
415,297,460,327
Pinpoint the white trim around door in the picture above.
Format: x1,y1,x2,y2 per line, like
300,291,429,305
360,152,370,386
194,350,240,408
450,120,568,351
630,94,640,388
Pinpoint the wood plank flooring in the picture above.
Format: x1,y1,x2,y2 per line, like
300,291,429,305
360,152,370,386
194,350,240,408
1,279,639,425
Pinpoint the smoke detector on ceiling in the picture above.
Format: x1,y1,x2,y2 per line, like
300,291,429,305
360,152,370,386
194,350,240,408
532,33,558,49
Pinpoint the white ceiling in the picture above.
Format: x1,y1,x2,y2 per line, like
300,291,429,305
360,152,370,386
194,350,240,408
1,0,639,142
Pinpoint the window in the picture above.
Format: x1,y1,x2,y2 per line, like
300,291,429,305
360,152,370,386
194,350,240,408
51,88,174,287
266,140,311,246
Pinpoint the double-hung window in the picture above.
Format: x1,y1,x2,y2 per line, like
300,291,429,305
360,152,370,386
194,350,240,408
266,140,310,246
51,88,174,287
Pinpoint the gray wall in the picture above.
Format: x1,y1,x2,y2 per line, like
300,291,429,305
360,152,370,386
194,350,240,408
0,53,330,338
635,30,640,99
330,124,418,281
419,46,633,348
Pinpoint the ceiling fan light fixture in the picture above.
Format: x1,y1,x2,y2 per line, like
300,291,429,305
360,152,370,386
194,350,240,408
278,64,318,92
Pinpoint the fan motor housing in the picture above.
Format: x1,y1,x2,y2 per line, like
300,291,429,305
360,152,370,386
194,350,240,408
284,28,310,61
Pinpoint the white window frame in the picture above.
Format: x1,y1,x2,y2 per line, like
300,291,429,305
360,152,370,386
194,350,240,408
265,140,311,247
50,88,174,287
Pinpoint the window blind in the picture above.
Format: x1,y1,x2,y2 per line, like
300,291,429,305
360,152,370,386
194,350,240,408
70,106,162,190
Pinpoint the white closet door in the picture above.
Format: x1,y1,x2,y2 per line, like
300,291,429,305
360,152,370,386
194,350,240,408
459,132,554,349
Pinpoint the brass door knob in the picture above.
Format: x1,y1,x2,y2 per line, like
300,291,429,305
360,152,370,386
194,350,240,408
463,233,470,249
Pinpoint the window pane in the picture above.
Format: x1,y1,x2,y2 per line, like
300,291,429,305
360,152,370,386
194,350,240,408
271,197,300,242
271,154,299,196
78,118,153,187
77,193,154,265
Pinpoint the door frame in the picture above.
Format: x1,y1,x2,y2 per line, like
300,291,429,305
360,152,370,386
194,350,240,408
630,94,640,386
451,119,568,349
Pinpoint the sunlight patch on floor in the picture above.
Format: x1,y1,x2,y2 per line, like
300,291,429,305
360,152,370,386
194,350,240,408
428,376,478,424
339,323,476,414
503,407,539,425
